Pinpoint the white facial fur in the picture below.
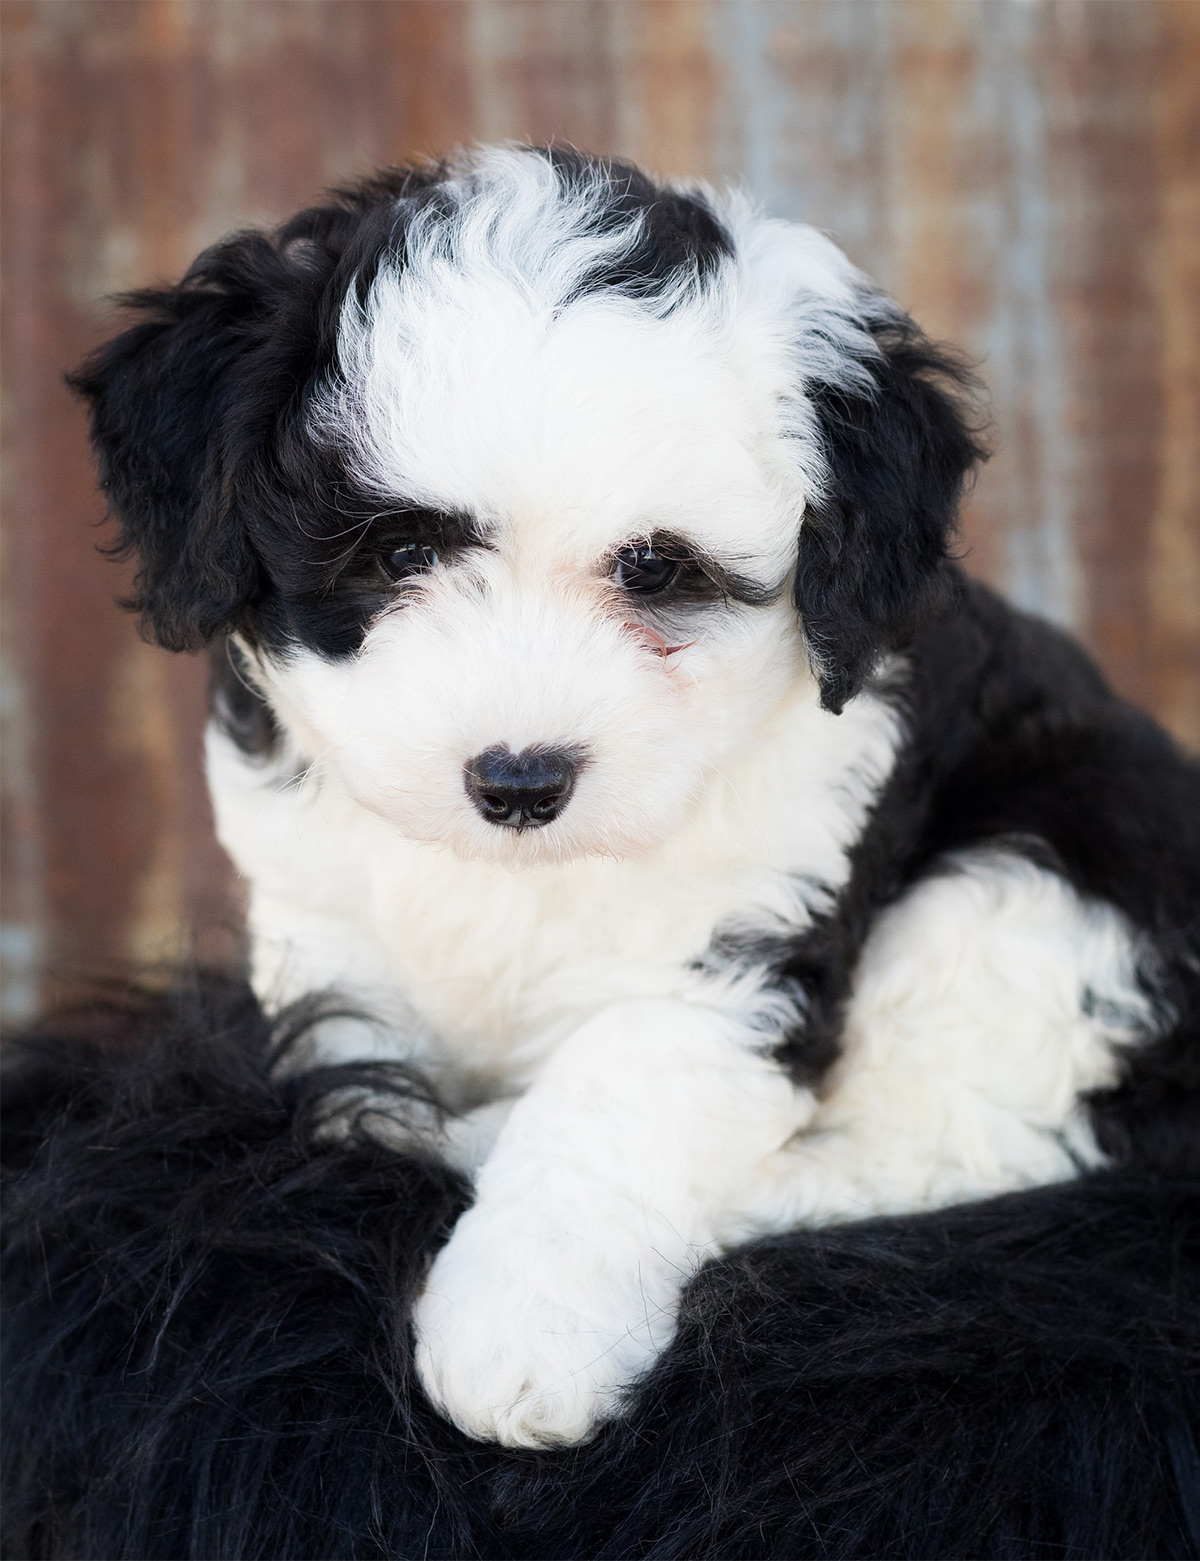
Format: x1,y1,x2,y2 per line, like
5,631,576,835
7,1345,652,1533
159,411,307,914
261,552,801,867
254,148,884,866
200,150,1159,1448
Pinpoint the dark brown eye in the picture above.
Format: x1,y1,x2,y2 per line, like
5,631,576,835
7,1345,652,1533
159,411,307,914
382,541,439,581
613,543,679,595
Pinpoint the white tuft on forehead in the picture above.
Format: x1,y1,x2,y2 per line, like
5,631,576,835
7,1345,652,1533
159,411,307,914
309,146,889,573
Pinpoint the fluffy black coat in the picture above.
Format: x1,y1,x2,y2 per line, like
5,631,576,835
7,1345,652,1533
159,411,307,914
4,975,1199,1560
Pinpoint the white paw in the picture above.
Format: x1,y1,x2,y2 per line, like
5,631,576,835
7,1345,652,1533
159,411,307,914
412,1202,683,1447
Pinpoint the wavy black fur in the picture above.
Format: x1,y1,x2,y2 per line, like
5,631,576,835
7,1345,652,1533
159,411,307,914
67,152,734,662
797,317,986,714
69,147,985,703
4,974,1198,1560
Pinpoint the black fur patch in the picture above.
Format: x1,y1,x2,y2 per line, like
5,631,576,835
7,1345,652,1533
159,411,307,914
798,313,987,713
722,577,1200,1172
615,529,779,610
208,638,282,759
4,975,1198,1560
536,147,733,299
70,150,734,663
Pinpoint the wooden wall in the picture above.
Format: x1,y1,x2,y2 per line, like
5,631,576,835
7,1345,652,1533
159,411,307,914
3,0,1198,1020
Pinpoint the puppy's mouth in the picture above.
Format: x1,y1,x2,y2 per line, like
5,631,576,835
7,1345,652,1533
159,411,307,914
463,744,586,830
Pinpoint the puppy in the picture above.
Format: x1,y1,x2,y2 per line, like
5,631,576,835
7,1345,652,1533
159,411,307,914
74,146,1200,1449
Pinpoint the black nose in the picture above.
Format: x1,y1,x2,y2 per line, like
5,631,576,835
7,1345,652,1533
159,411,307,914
464,746,579,828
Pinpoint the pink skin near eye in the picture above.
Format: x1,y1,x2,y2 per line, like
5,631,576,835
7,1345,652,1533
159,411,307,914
623,621,696,658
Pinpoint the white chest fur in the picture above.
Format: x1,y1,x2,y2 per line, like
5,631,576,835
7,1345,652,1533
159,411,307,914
206,663,1156,1452
207,678,902,1090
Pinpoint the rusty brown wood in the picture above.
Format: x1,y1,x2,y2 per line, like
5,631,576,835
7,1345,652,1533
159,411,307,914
3,0,1197,1020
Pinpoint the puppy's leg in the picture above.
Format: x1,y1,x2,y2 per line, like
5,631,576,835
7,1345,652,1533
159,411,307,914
739,852,1154,1230
412,998,814,1448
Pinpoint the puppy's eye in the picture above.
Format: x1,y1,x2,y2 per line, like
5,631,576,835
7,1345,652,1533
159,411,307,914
612,543,679,595
382,541,439,581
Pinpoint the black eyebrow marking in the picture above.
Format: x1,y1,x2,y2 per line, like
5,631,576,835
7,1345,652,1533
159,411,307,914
330,502,493,584
366,504,489,550
619,529,782,608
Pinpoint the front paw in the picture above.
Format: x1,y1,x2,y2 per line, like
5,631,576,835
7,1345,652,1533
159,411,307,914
412,1203,682,1448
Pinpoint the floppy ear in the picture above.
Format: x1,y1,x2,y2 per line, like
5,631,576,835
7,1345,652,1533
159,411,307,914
70,236,302,651
68,173,425,652
796,310,986,714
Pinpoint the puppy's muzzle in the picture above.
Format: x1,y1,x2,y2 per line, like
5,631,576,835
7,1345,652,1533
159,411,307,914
465,746,581,828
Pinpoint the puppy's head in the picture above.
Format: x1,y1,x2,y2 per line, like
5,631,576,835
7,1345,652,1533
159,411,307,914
74,147,983,864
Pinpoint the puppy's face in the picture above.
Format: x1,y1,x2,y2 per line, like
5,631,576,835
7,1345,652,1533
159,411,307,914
75,148,983,866
265,270,812,863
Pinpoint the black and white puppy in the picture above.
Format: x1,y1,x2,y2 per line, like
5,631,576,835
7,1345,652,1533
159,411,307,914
74,146,1200,1450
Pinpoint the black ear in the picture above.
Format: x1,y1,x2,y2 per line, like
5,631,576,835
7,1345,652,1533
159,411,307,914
68,168,434,651
69,237,302,650
796,309,986,713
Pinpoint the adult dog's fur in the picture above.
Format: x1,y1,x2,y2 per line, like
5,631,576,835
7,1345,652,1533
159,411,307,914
3,977,1198,1560
68,147,1200,1447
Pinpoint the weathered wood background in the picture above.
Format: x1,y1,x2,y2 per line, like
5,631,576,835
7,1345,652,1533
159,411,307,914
3,0,1198,1021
